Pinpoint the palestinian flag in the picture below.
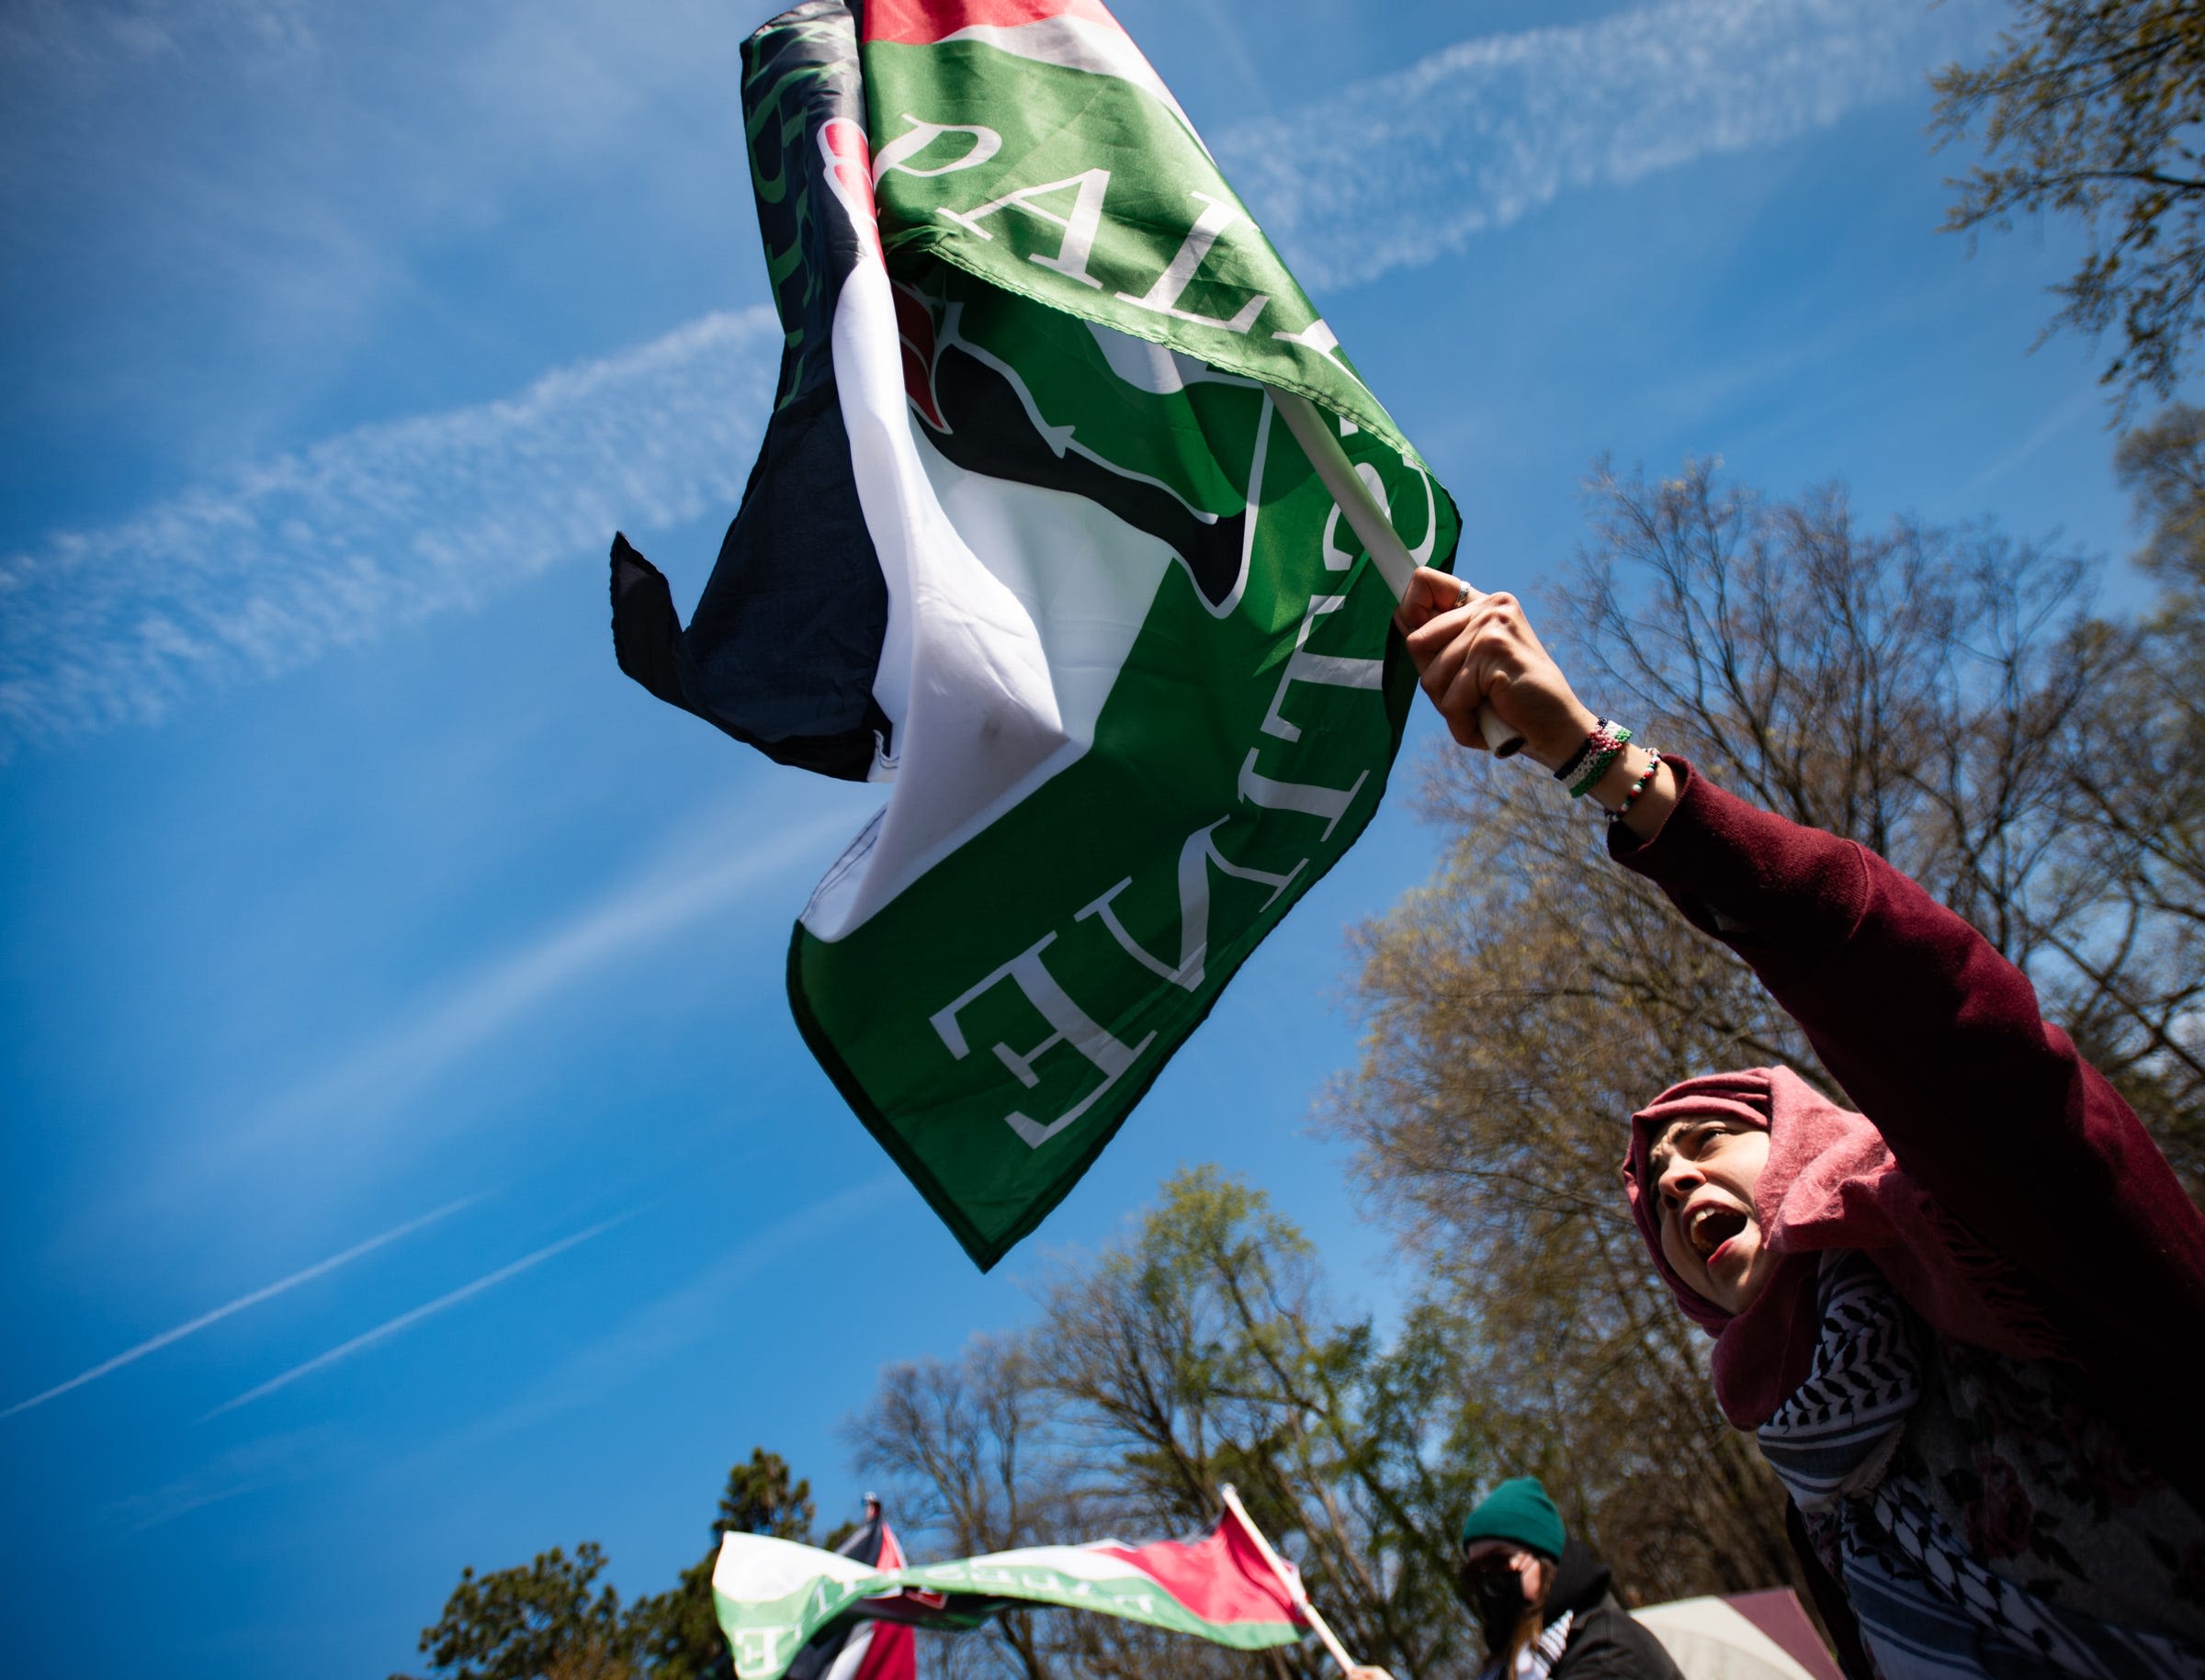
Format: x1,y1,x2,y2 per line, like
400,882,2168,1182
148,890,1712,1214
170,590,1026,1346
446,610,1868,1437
610,0,1460,1267
783,1508,916,1680
712,1506,1307,1679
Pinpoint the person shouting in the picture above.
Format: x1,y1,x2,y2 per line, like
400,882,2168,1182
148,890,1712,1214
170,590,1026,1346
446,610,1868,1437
1394,570,2205,1678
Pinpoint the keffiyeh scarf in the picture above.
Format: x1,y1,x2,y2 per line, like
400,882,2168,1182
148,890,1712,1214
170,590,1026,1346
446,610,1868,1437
1477,1610,1574,1680
1761,1254,2205,1680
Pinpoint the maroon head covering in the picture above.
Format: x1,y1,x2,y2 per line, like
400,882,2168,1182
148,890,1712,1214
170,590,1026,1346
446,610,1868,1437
1621,1066,2060,1426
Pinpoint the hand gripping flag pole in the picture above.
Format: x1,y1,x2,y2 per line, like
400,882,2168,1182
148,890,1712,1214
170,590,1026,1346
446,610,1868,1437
1219,1483,1367,1679
1272,391,1524,759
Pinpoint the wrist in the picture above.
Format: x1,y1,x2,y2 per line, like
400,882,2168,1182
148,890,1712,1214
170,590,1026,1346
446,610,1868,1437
1588,743,1653,812
1595,746,1678,839
1529,704,1605,774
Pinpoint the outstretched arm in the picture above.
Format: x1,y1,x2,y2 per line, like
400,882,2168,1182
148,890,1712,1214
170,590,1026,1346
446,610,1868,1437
1392,567,2205,1364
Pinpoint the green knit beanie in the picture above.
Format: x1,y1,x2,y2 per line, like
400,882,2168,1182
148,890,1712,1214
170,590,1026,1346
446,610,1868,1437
1458,1477,1565,1561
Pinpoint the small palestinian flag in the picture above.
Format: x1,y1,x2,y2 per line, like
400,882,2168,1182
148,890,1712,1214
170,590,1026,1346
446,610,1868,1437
712,1505,1308,1679
610,0,1459,1267
783,1504,916,1680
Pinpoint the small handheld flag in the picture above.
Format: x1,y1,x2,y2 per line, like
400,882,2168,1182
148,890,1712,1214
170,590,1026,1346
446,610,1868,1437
783,1504,916,1680
710,1502,1310,1679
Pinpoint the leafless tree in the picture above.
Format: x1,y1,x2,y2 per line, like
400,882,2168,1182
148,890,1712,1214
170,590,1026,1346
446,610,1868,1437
849,1170,1491,1680
1329,454,2204,1614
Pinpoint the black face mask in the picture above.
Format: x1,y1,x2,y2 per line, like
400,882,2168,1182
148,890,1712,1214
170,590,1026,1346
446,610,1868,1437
1476,1571,1526,1618
1461,1564,1530,1645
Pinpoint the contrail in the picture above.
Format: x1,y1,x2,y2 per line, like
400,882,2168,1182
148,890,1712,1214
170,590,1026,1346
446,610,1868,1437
1216,0,1995,291
424,1175,903,1454
0,306,780,756
199,1212,629,1420
1,1194,481,1421
1,2,1998,754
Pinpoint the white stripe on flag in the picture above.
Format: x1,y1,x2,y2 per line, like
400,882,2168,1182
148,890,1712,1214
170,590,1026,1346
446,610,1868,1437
820,1620,875,1680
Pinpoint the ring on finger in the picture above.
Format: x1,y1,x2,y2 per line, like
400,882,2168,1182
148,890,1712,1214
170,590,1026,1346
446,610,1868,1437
1455,581,1473,608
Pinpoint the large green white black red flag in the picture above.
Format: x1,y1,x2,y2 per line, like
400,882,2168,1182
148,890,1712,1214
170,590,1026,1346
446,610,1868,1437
610,0,1460,1268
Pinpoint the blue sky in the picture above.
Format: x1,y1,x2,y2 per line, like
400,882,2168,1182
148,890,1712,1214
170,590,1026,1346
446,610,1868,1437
0,2,2159,1675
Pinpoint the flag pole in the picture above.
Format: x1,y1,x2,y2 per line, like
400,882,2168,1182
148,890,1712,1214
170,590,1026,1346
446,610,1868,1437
1219,1483,1367,1679
1269,389,1524,760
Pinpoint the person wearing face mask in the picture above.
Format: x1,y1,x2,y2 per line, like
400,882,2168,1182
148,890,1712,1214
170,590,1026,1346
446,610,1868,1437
1393,569,2205,1679
1453,1478,1681,1680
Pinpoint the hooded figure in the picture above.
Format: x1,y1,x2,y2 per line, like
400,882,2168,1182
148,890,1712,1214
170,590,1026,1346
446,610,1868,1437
1453,1478,1681,1680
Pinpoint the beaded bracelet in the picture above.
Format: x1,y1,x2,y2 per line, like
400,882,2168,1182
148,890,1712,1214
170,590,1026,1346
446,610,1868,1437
1555,718,1625,788
1564,720,1633,798
1609,750,1664,822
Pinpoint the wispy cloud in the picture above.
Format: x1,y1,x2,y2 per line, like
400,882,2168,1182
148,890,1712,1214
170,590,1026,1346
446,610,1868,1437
2,1,751,460
98,793,868,1246
3,1194,479,1421
1953,380,2104,502
441,1174,902,1449
200,1212,630,1419
0,306,778,755
251,802,863,1141
1216,0,1996,291
3,1,1997,755
104,1425,348,1534
545,1176,900,1387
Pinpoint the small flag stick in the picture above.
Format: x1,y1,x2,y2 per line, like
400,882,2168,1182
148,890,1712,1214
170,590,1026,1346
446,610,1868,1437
1272,389,1524,759
1220,1483,1367,1679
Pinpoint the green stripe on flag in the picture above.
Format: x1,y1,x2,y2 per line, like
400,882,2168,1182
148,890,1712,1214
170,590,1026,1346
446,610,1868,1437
865,40,1424,462
714,1543,1304,1678
757,2,1460,1268
792,421,1434,1264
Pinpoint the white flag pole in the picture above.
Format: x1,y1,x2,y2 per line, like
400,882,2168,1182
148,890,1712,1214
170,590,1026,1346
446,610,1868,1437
1219,1483,1368,1679
1269,389,1524,760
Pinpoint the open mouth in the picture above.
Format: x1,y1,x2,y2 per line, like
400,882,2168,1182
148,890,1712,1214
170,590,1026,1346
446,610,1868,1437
1685,1203,1748,1260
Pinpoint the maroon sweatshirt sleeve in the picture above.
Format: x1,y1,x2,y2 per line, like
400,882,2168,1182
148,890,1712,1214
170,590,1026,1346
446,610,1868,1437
1610,760,2205,1476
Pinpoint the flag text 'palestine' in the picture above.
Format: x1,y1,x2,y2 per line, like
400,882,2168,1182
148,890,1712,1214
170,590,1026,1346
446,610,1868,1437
608,0,1461,1267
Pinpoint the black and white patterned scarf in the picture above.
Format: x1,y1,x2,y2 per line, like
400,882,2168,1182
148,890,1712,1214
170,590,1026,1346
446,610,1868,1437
1758,1253,2205,1680
1476,1610,1573,1680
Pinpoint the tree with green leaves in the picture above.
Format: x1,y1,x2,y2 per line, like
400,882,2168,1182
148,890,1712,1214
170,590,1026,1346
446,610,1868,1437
1027,1167,1482,1680
402,1450,821,1680
398,1542,640,1680
1932,1,2205,407
628,1449,821,1680
854,1167,1496,1680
